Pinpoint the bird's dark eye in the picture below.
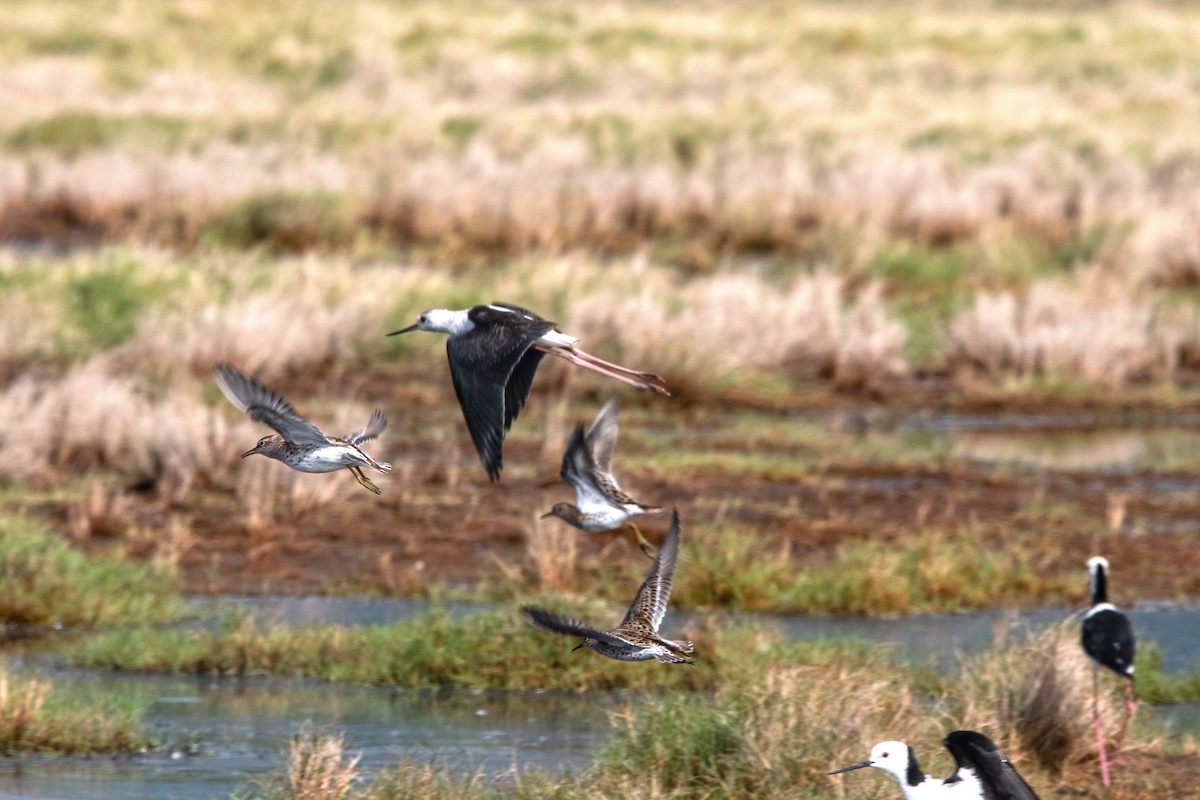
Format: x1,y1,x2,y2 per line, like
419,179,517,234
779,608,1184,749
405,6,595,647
418,314,427,324
259,438,268,447
881,752,889,759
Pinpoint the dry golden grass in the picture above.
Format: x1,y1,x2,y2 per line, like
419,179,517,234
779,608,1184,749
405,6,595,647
1,0,1200,294
285,729,360,800
570,271,908,389
948,273,1198,385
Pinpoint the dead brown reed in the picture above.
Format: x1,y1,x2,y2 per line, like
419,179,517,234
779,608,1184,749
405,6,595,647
948,275,1183,386
950,624,1112,774
569,271,909,389
285,728,360,800
523,513,579,594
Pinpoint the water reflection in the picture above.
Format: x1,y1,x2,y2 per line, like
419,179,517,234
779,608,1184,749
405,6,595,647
0,674,612,800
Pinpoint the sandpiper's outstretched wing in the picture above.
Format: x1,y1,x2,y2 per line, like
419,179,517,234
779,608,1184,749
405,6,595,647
520,606,631,649
446,305,554,480
560,424,612,509
345,408,387,446
586,397,621,477
215,364,328,446
943,731,1040,800
622,510,681,631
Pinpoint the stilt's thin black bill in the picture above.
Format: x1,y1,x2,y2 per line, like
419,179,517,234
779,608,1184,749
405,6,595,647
386,324,419,336
828,761,872,775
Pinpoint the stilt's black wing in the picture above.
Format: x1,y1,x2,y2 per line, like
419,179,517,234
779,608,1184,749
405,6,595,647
1082,607,1136,678
446,305,554,480
943,731,1041,800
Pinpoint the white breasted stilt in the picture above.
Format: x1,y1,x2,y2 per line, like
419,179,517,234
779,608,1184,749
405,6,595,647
389,303,668,480
1081,556,1136,787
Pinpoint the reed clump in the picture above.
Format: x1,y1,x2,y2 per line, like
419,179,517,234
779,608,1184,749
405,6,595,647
0,667,148,754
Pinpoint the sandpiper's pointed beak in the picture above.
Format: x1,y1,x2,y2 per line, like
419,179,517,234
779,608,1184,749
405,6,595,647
571,641,586,652
540,510,556,520
241,447,257,459
828,760,873,775
386,323,420,336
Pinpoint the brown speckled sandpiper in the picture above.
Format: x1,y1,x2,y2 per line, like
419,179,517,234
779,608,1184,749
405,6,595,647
522,510,692,664
215,364,391,494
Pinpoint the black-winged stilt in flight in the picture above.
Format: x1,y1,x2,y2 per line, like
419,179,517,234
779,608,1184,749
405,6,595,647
388,302,668,480
829,731,1040,800
942,730,1040,800
1081,555,1136,787
542,396,662,558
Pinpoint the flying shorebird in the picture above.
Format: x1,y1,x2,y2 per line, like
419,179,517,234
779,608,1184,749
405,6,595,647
215,364,391,495
830,732,1040,800
942,731,1040,800
521,509,692,664
1081,556,1136,788
541,397,662,558
387,302,669,480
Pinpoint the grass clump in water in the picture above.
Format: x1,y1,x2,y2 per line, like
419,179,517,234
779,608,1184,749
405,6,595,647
0,515,181,626
0,667,148,754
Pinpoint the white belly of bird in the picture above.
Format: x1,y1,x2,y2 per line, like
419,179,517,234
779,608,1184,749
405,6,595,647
574,504,636,532
290,445,367,472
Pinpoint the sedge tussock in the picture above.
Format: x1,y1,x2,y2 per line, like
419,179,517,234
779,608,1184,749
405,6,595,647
285,728,360,800
570,272,908,388
949,275,1176,386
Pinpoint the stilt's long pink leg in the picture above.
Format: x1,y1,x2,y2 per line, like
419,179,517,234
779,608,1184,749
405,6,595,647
570,347,666,382
1114,677,1136,752
535,347,671,396
1093,669,1111,787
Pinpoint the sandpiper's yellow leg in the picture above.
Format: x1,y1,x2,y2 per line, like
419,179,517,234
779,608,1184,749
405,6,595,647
348,466,382,495
628,521,656,559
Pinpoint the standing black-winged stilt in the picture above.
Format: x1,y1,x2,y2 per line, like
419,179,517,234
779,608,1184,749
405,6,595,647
520,510,693,664
830,732,1040,800
1081,556,1136,787
542,396,662,558
215,364,391,494
942,730,1040,800
388,303,669,480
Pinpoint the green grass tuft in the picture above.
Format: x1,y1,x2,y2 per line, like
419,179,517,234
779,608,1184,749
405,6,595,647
0,515,181,626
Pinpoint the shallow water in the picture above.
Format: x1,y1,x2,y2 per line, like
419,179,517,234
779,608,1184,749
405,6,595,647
0,674,612,800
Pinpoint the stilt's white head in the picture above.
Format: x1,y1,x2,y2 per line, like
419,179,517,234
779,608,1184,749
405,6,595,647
387,308,473,337
830,742,929,799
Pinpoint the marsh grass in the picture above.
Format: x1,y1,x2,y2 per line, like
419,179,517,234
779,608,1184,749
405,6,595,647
0,667,148,754
0,514,180,626
234,625,1200,800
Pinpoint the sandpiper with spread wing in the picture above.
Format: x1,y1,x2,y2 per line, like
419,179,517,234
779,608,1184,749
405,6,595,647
387,303,669,480
521,509,692,663
215,364,391,494
542,396,662,558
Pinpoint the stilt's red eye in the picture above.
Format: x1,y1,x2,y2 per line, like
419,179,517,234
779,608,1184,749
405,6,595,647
881,752,889,758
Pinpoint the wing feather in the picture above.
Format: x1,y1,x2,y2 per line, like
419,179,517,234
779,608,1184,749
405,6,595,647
215,364,328,446
623,510,681,631
345,408,387,446
520,606,631,649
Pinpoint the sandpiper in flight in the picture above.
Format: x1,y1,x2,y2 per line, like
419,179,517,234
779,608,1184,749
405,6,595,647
1081,556,1136,787
542,397,662,558
387,303,669,480
942,730,1040,800
521,509,692,664
215,364,391,494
